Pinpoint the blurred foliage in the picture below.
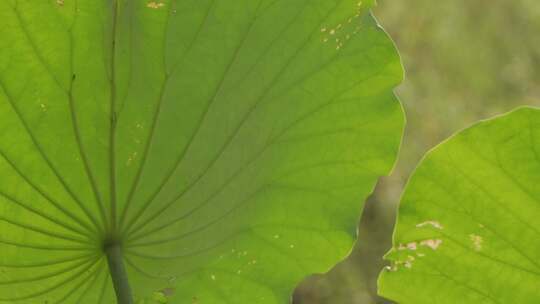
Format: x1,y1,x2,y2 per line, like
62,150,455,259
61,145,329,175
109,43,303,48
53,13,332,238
294,0,540,303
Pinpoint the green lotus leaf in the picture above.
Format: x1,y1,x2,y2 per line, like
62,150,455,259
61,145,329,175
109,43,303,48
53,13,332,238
0,0,403,302
379,107,540,303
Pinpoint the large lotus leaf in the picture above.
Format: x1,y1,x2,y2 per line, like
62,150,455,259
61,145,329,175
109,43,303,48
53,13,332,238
0,0,403,303
378,107,540,303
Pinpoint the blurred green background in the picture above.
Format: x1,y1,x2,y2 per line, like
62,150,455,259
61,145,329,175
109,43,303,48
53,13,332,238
293,0,540,303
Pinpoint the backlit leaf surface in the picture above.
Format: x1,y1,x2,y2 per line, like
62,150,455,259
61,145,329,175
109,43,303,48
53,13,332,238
0,0,403,302
379,107,540,303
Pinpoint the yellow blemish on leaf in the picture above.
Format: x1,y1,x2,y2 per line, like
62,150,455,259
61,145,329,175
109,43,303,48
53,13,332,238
384,265,398,272
420,239,443,250
320,2,365,51
469,234,483,251
397,241,417,251
416,220,443,229
56,0,64,6
388,255,417,271
147,1,165,9
126,152,138,166
406,242,417,250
